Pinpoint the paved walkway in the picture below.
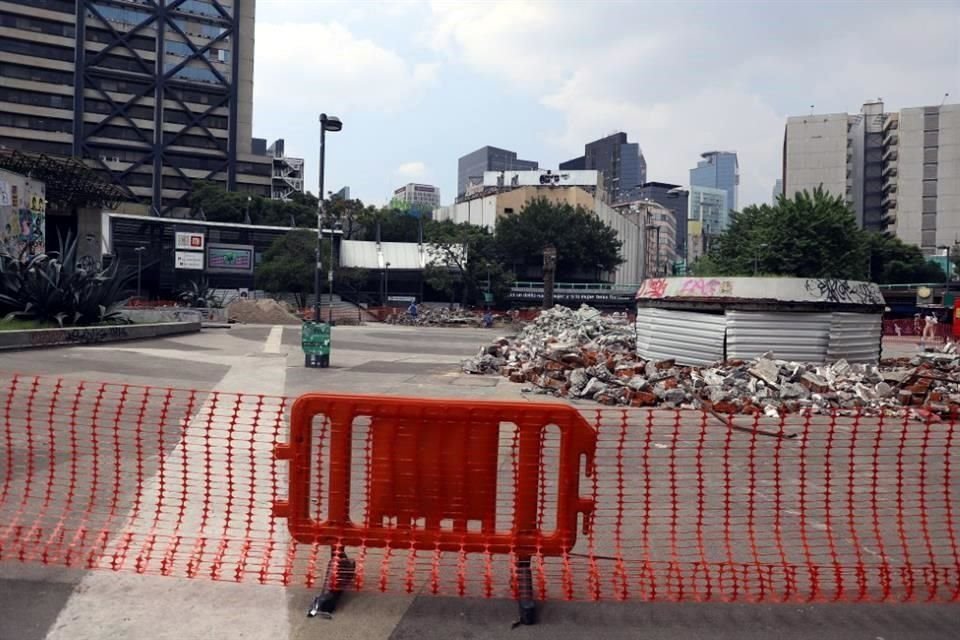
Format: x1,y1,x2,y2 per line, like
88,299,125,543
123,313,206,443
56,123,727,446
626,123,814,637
0,326,955,639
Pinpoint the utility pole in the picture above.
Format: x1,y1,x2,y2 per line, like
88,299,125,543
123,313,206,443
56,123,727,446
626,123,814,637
542,245,557,310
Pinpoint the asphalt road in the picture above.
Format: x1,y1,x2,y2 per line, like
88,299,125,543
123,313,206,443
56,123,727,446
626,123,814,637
0,325,956,639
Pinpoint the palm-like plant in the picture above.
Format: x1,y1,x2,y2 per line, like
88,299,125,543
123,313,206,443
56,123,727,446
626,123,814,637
0,233,134,326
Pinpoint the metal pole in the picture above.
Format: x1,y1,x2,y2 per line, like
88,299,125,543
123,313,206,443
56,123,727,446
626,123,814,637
136,250,142,299
328,226,334,324
385,264,389,305
314,115,327,322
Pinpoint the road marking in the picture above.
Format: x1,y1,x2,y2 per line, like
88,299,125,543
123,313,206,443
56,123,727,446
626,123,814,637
264,325,284,353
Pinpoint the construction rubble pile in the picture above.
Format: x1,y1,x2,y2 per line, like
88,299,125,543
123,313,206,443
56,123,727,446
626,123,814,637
387,306,481,326
462,304,960,418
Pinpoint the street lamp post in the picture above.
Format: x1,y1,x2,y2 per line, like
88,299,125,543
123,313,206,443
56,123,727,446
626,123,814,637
314,113,343,322
134,246,146,300
327,221,341,324
754,243,769,276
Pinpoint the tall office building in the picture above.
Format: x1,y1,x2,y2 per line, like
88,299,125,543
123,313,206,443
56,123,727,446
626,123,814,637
783,100,959,248
689,151,738,220
561,132,646,203
772,178,783,203
783,100,887,231
0,0,270,216
457,146,537,197
687,185,728,264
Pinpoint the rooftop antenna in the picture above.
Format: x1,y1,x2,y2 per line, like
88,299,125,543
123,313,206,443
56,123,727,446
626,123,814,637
809,104,815,115
941,92,950,107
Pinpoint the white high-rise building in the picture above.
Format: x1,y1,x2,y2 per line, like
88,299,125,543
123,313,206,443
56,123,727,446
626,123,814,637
783,100,960,251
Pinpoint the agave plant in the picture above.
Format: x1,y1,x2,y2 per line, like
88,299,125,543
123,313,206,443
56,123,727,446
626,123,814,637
178,278,224,309
0,232,134,327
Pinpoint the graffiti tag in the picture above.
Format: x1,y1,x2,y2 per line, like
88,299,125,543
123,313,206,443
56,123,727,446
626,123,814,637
804,279,881,305
28,326,129,347
677,278,733,297
637,278,668,299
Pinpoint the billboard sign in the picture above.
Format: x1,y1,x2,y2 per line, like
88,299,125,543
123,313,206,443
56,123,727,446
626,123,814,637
175,231,205,250
207,243,254,274
483,170,599,188
175,250,204,270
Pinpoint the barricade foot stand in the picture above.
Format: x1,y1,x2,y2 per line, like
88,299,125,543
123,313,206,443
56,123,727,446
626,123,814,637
307,551,355,619
514,556,537,627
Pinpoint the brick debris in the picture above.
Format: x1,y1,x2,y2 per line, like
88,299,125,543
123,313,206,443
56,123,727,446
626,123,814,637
462,304,960,418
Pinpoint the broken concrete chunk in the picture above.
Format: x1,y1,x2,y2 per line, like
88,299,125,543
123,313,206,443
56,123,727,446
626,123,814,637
750,358,781,388
779,382,809,400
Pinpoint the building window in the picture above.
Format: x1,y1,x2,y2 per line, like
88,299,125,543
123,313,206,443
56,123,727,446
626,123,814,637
0,11,76,37
922,197,937,214
0,87,71,109
0,62,73,86
0,36,73,61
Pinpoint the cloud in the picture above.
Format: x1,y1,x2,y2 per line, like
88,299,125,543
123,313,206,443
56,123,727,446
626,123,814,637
396,161,428,179
424,0,960,207
253,21,438,117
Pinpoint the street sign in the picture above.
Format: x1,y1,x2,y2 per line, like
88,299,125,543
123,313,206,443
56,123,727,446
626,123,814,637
175,232,205,251
175,250,204,270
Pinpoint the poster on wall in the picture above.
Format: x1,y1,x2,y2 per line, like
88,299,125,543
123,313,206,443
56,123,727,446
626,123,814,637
207,243,254,274
175,251,204,270
0,180,10,206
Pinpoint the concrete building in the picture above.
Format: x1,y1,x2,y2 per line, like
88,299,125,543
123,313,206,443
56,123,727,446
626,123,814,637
392,183,440,211
434,182,645,285
772,178,783,203
784,100,960,247
613,199,676,277
783,100,887,231
561,132,646,203
0,0,270,216
888,104,960,251
251,138,302,202
457,146,537,197
690,151,738,220
633,181,688,263
687,185,728,264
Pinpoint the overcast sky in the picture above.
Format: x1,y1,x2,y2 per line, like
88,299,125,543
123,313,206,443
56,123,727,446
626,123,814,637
252,0,960,209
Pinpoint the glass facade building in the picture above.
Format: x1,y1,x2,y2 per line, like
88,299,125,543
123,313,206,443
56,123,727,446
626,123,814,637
689,151,739,230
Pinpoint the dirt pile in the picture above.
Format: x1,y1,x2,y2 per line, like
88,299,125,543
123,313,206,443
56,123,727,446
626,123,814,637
226,299,302,325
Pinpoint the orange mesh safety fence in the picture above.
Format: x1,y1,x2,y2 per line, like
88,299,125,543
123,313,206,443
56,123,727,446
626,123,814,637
1,372,959,603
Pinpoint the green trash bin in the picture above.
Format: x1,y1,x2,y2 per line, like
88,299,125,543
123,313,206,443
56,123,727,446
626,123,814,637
302,321,331,368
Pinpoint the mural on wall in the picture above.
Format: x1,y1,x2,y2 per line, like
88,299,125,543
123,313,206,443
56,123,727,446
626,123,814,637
0,174,45,258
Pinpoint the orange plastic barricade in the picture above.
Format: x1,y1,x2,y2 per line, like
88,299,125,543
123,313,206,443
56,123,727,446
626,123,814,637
273,394,597,624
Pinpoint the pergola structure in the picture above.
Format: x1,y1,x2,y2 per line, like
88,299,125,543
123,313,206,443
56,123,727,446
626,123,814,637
0,148,126,210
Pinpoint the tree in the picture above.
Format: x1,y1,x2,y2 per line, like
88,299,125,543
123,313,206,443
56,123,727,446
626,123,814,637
701,187,868,279
423,220,513,305
354,206,421,242
255,230,328,309
494,198,623,281
866,232,945,284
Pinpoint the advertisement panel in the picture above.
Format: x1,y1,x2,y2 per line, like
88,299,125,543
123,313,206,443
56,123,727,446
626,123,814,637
175,232,205,250
483,170,599,188
207,243,254,274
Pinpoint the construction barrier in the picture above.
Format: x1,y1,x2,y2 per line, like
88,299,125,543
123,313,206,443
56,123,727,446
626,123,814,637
1,372,959,604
